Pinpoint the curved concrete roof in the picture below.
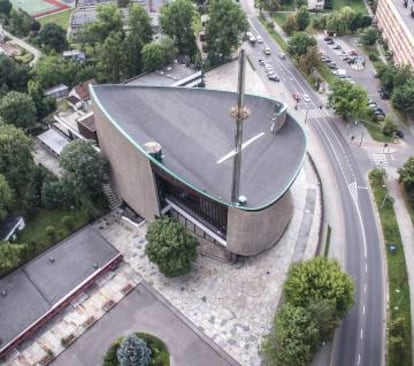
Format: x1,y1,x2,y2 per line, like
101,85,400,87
91,85,307,210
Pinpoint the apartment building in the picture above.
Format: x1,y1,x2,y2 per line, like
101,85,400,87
376,0,414,68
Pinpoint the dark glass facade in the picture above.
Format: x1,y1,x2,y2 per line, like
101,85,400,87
151,164,228,238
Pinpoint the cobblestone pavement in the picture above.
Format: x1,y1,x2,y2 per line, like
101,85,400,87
95,158,320,366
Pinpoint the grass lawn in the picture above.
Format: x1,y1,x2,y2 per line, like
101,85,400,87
18,207,91,260
332,0,367,13
369,169,412,366
259,15,288,52
39,9,73,30
363,120,392,143
273,12,289,27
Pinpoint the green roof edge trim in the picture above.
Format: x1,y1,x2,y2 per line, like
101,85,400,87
90,84,308,211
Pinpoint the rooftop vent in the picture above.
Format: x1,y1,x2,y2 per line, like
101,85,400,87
143,141,163,162
238,195,247,206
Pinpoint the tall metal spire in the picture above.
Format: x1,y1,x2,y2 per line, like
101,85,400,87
230,49,250,204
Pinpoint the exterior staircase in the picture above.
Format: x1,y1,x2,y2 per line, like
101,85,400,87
102,183,122,210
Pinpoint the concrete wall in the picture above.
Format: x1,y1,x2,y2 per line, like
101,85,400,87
226,191,294,256
93,105,160,221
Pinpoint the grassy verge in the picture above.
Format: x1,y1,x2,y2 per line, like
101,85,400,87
369,169,412,366
259,15,288,52
324,225,332,257
363,120,392,143
332,0,367,13
39,9,73,30
273,13,289,27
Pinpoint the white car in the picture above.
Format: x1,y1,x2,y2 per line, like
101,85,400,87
303,94,311,103
263,47,271,55
257,35,263,44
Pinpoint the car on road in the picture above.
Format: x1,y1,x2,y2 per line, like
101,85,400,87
258,59,265,66
257,35,263,44
303,94,311,103
293,92,300,101
265,64,274,72
279,53,286,59
263,47,271,55
267,73,280,82
326,39,335,45
333,44,342,50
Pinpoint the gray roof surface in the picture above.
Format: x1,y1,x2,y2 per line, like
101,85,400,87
37,129,70,156
92,85,307,209
0,226,118,349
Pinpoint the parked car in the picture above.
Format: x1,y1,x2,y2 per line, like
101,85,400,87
333,44,342,50
374,107,385,115
327,39,335,45
328,64,339,69
349,49,358,56
259,59,265,66
257,35,263,44
379,88,390,100
279,52,286,59
267,73,280,82
324,36,332,42
263,47,271,55
265,64,274,72
395,129,405,138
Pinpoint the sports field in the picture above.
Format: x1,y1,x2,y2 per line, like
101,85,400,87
10,0,72,18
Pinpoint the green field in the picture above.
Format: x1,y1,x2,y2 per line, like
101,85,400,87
10,0,56,15
39,9,73,30
332,0,367,13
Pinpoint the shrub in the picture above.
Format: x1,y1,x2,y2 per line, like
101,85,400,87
45,225,56,239
117,334,152,366
382,119,398,136
61,215,74,230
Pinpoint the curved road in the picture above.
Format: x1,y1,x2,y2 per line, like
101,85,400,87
240,4,386,366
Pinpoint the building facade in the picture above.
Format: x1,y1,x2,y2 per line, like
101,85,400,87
376,0,414,68
92,85,306,258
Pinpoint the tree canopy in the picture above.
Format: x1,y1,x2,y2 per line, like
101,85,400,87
160,0,198,58
117,334,152,366
0,91,37,129
296,6,310,31
328,79,369,121
142,36,177,72
206,0,248,63
392,79,414,117
87,4,123,44
0,242,27,275
36,23,68,52
0,173,13,220
145,216,198,277
0,55,30,96
60,140,108,202
399,157,414,192
284,257,354,318
287,32,316,57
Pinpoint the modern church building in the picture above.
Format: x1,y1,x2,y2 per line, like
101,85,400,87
91,85,306,258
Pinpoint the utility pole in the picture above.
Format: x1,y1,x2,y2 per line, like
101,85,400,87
230,49,250,204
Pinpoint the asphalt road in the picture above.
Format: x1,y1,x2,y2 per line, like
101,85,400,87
240,4,386,366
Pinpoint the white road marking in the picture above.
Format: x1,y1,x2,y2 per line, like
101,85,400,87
363,305,366,315
216,132,265,164
357,353,361,366
360,328,364,339
348,181,358,205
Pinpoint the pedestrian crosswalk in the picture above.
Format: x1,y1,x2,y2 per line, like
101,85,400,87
348,181,358,205
299,105,331,120
371,153,390,168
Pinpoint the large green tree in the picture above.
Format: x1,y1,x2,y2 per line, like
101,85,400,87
328,79,369,121
360,26,378,46
287,32,316,57
60,140,108,201
296,6,310,31
145,216,198,277
36,23,68,52
392,79,414,117
142,36,177,72
116,334,152,366
0,0,12,15
0,55,30,95
398,157,414,192
284,257,354,318
98,31,127,83
27,80,56,119
206,0,248,63
0,91,37,129
87,4,124,44
0,124,34,193
0,174,13,220
160,0,198,58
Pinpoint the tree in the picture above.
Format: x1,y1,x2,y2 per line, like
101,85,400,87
283,257,354,319
36,23,68,52
28,80,56,118
142,36,177,72
8,8,33,36
0,124,34,194
117,0,130,7
0,91,37,130
262,0,281,15
117,334,152,366
0,174,12,220
0,242,26,274
392,79,414,117
287,32,316,57
264,303,318,366
87,4,123,44
31,55,78,89
160,0,198,58
98,31,127,82
297,0,308,6
0,0,12,15
360,26,378,46
382,116,398,136
41,179,63,209
0,55,30,95
206,0,248,63
398,157,414,192
296,6,310,31
328,79,369,121
145,216,198,277
60,140,108,201
124,3,153,77
297,46,320,75
282,13,298,35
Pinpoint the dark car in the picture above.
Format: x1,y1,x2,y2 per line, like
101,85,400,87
395,129,405,138
324,36,332,42
328,64,338,69
267,73,280,82
333,44,342,50
379,88,390,100
327,39,335,45
374,107,385,115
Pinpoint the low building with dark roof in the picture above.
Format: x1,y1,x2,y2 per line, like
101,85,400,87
91,85,306,257
0,226,121,357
